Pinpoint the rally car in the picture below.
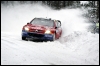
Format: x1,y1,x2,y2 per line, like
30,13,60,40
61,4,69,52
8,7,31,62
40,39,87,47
21,17,62,41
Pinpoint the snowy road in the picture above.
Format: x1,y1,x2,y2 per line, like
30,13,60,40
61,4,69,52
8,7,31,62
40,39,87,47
1,3,99,65
1,31,99,65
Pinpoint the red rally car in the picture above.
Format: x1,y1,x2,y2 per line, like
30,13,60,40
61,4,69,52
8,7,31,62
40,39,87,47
21,17,62,41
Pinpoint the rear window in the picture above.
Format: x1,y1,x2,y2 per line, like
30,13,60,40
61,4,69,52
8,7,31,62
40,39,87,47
30,18,54,27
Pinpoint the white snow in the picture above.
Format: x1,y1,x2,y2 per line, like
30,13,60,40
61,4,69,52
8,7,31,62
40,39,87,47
80,1,89,5
1,3,99,65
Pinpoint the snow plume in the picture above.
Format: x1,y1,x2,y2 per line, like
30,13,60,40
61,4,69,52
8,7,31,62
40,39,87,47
80,1,89,5
1,2,89,35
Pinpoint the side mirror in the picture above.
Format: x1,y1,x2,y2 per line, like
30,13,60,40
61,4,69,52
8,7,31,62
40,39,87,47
27,22,30,24
55,27,57,29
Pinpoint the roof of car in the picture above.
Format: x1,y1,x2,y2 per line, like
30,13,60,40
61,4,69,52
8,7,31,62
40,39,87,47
34,17,52,20
33,17,60,22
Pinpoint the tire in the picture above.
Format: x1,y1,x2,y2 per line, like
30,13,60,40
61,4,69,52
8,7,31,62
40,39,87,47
22,36,26,40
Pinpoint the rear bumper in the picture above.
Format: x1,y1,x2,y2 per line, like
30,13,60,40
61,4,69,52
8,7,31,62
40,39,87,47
22,30,54,41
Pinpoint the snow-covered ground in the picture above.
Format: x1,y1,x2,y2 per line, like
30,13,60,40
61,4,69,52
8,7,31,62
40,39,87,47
1,3,99,65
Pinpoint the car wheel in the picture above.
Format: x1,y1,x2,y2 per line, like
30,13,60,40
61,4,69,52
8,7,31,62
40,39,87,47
22,36,26,40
